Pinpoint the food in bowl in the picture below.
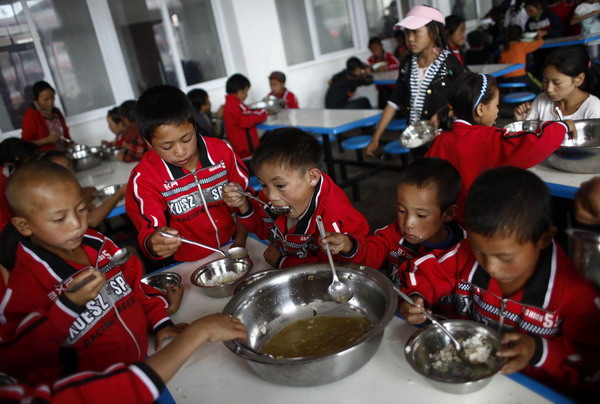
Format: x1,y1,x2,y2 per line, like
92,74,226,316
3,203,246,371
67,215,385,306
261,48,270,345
260,315,371,358
428,334,497,380
190,256,252,298
202,271,243,286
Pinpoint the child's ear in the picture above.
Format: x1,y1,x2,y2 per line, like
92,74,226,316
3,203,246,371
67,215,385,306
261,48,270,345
307,168,321,186
11,216,32,237
575,72,585,87
442,204,458,223
474,103,484,119
536,226,557,249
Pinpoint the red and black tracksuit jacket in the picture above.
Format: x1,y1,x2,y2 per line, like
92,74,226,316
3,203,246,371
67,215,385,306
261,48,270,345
237,173,369,269
126,135,250,262
223,94,268,159
0,229,172,384
403,238,600,396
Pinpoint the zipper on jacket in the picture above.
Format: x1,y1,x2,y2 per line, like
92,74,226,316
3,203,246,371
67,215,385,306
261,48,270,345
498,298,507,332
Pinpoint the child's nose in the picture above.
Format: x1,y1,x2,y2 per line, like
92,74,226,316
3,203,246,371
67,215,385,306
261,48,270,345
173,143,185,157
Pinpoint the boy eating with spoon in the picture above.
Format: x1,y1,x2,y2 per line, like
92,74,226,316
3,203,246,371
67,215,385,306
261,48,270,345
399,167,600,399
1,161,179,384
126,85,251,262
222,128,369,268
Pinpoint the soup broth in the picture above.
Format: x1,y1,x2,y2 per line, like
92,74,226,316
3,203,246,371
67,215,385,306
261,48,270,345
260,315,371,358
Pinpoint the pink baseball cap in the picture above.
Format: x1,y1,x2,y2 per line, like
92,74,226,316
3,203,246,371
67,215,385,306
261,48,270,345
394,5,445,30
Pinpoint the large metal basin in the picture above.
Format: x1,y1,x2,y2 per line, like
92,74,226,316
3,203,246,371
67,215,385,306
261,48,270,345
222,263,396,386
505,119,600,173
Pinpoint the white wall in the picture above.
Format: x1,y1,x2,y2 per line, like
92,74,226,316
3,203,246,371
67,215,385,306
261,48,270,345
1,0,380,145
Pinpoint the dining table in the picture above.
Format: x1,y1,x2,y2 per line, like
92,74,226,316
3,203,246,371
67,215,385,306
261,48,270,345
372,63,524,85
75,159,137,218
541,33,600,49
257,109,382,183
529,162,596,199
150,236,573,404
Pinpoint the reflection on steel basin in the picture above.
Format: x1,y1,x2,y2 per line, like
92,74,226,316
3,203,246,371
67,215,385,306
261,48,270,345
505,119,600,173
222,263,396,386
69,145,102,171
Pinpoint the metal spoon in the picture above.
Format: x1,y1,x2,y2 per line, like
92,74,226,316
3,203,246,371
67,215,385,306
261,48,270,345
555,106,565,121
66,248,132,293
159,231,227,257
315,215,353,303
393,285,470,364
235,189,292,215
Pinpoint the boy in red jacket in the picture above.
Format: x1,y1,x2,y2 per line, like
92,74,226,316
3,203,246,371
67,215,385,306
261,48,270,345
223,73,269,160
222,127,369,269
126,85,251,262
320,157,464,287
267,71,299,109
399,167,600,400
1,162,180,384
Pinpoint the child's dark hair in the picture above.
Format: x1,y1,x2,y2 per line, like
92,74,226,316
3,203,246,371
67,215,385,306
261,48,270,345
0,138,37,170
445,15,465,36
346,57,365,71
504,25,523,50
394,30,405,40
542,45,595,91
107,106,121,124
368,36,382,48
425,20,450,51
226,73,251,94
398,157,460,211
38,150,68,162
467,30,486,48
466,166,551,243
187,88,209,111
135,85,196,141
119,100,137,123
524,0,542,8
439,72,497,130
251,127,322,173
32,80,54,99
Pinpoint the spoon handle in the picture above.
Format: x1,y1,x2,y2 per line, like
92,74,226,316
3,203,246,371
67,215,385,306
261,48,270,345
315,216,339,281
160,231,227,257
236,189,268,208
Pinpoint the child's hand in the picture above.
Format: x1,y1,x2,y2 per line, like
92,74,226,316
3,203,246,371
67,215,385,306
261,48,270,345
398,296,429,324
165,283,185,316
190,313,248,343
513,102,531,121
574,177,600,225
428,113,440,131
365,139,380,157
65,267,106,307
116,184,127,199
319,232,352,255
537,29,548,38
222,183,250,213
497,332,536,374
148,227,181,258
155,323,188,350
264,244,282,268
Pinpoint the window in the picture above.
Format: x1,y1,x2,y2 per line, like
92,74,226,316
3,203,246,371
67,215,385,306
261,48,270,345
364,0,399,39
27,0,115,116
166,0,226,86
275,0,357,66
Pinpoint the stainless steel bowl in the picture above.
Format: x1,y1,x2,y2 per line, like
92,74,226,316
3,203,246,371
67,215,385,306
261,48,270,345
141,271,181,294
567,228,600,287
232,269,278,295
400,120,436,148
404,319,505,394
69,145,102,171
100,144,120,160
223,263,396,386
93,184,124,204
190,256,252,298
505,120,600,173
248,96,284,113
546,119,600,173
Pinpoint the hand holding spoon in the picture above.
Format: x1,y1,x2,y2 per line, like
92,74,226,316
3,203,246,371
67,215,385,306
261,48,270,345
316,215,353,303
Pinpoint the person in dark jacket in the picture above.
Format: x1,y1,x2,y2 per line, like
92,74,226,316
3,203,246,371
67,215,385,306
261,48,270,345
325,57,373,109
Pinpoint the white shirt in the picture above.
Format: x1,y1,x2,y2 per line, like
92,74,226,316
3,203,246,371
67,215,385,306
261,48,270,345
574,2,600,35
526,92,600,121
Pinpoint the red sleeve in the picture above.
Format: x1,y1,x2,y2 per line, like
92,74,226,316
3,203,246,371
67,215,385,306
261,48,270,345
236,106,268,129
236,201,271,240
0,362,164,404
285,92,299,109
402,241,466,305
278,204,370,269
125,166,169,259
339,224,397,270
218,140,251,189
21,108,44,143
527,270,600,392
492,121,567,168
385,52,400,71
